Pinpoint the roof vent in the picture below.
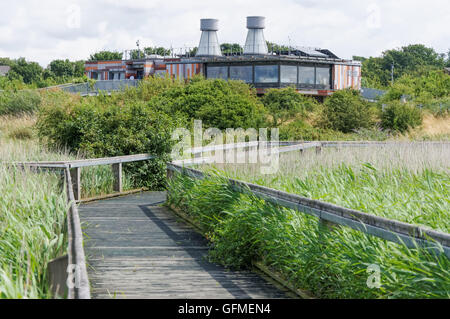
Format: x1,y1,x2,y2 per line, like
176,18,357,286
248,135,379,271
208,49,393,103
196,19,222,57
244,16,268,55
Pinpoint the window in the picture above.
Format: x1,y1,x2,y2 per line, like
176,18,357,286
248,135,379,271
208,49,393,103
280,65,297,83
298,66,315,85
207,66,228,80
109,72,115,80
91,72,98,80
255,65,278,83
230,66,253,83
316,67,330,87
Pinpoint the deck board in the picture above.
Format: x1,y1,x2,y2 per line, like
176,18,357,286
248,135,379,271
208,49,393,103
78,192,291,299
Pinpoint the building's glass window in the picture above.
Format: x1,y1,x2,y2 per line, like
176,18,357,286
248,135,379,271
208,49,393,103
91,72,98,80
298,66,315,84
255,65,278,83
316,67,330,87
280,65,297,83
109,72,115,80
207,66,228,80
229,66,253,83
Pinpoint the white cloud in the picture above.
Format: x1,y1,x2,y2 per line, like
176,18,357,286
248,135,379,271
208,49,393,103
0,0,448,66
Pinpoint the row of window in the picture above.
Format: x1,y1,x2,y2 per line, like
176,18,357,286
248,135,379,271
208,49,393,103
91,72,125,80
206,64,331,87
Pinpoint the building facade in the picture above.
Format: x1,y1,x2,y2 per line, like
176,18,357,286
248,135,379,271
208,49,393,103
84,16,361,97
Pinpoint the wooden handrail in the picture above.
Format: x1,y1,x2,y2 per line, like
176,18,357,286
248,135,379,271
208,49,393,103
64,166,91,299
167,163,450,258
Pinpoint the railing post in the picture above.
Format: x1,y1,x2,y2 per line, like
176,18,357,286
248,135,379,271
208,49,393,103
315,145,322,154
70,167,81,201
112,163,122,192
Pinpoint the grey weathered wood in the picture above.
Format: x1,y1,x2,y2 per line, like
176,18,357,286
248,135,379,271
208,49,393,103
79,192,290,299
64,167,91,299
47,254,69,298
70,167,81,201
167,164,450,258
112,163,122,193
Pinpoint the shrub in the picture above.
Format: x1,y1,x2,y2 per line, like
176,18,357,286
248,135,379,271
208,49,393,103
261,87,318,127
37,101,183,189
321,89,374,133
0,90,41,116
381,101,423,132
279,120,348,141
149,77,266,130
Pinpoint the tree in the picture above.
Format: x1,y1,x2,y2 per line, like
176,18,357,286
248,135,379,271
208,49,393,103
88,51,123,61
358,44,447,88
220,43,243,55
261,86,318,127
144,47,171,56
8,58,43,84
48,59,74,78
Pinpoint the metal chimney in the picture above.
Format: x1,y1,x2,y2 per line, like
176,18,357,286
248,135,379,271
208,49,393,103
196,19,222,57
244,16,268,55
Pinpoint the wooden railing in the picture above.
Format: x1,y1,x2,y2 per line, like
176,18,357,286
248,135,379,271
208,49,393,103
167,163,450,258
14,153,156,299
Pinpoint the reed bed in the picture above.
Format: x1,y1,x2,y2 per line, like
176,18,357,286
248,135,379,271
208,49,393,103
203,143,450,232
0,116,131,298
167,142,450,298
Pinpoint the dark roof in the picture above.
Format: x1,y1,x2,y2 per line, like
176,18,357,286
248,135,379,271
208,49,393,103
0,65,10,76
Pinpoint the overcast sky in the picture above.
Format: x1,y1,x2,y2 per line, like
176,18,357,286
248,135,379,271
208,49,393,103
0,0,449,67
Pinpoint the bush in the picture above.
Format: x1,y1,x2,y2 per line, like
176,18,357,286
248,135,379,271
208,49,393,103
0,90,41,116
381,101,423,132
279,120,348,141
149,77,266,130
261,87,318,127
37,101,182,189
321,89,375,133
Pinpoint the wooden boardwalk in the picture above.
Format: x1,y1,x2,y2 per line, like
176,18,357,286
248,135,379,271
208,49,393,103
78,192,291,299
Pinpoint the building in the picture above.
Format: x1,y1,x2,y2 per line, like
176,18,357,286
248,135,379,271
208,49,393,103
85,16,361,98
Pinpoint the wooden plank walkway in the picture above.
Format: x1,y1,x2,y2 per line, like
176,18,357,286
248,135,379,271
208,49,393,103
78,192,291,299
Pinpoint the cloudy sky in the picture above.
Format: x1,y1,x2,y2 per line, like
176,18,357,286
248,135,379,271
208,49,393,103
0,0,449,67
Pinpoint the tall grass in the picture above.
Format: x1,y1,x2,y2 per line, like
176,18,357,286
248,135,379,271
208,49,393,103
167,172,450,298
0,166,67,298
0,115,132,298
202,143,450,232
167,143,450,298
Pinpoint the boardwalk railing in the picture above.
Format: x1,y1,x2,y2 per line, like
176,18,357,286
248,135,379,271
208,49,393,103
166,163,450,258
64,166,90,299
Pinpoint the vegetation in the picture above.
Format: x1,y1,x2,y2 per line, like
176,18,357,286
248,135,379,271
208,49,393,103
167,144,450,298
0,90,41,116
320,89,375,133
381,101,423,133
88,50,123,61
262,86,318,127
354,44,449,88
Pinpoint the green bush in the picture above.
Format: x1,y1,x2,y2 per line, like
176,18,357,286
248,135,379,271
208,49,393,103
37,101,182,189
279,120,348,141
149,77,266,130
381,101,423,133
0,90,41,115
261,86,318,127
321,89,375,133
